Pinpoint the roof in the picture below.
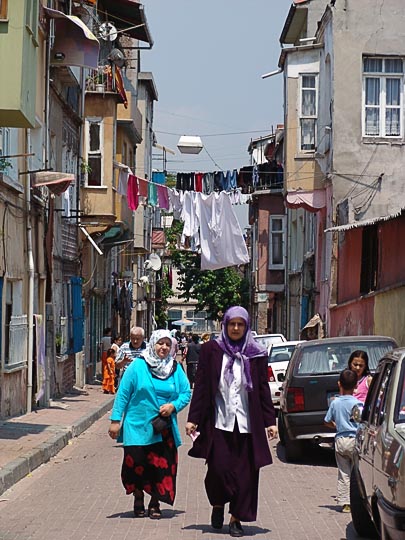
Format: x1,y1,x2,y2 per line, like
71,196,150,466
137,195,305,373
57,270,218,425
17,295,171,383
324,208,405,233
98,0,153,45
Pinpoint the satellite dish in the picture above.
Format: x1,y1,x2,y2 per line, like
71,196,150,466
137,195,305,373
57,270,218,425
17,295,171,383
99,22,118,42
144,253,161,271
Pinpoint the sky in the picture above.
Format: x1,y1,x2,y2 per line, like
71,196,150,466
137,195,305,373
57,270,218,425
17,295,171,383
142,0,292,175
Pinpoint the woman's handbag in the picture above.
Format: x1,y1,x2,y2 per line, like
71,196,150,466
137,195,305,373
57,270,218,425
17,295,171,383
151,414,170,434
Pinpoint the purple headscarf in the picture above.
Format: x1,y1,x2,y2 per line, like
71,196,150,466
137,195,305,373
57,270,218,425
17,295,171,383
216,306,267,391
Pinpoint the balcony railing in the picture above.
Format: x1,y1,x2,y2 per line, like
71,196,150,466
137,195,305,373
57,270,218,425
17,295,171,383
85,67,114,93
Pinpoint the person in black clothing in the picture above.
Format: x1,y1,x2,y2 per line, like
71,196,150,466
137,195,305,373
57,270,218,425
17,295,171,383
185,334,201,389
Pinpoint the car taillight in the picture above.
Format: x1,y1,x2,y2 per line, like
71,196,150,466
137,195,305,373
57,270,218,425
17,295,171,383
286,387,305,412
267,365,275,382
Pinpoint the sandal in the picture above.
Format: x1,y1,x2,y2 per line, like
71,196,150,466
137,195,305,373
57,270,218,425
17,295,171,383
133,495,145,518
148,503,162,520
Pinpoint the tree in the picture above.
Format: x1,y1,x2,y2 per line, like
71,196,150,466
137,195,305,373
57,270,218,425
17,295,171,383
166,220,249,320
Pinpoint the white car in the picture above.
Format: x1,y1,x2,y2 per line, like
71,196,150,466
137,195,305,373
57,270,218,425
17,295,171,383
253,333,286,349
266,341,304,406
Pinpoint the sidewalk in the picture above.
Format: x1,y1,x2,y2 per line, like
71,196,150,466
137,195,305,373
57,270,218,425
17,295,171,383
0,384,114,496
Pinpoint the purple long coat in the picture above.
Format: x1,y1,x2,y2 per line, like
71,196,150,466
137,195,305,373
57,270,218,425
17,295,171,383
187,340,276,470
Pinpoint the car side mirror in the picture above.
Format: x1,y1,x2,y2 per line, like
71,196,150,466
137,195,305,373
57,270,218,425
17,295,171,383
277,373,285,382
351,404,363,423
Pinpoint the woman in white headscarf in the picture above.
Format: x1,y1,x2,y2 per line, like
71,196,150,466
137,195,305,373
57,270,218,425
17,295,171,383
108,330,191,519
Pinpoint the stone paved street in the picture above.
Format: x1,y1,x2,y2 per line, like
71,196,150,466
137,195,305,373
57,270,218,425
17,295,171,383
0,408,372,540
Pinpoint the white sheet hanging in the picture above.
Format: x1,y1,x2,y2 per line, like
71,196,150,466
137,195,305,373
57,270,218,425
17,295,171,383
180,191,200,248
168,188,183,220
195,192,250,270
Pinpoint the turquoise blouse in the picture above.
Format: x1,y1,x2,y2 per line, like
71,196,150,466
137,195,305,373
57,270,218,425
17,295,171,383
110,358,191,448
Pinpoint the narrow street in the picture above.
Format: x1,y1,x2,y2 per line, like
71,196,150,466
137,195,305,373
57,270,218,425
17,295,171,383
0,409,370,540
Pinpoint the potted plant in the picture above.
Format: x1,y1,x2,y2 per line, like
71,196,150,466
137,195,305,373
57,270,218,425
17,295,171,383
0,157,12,177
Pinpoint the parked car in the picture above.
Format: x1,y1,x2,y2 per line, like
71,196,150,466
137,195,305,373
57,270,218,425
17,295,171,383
253,333,286,349
350,348,405,540
266,341,305,407
278,336,397,462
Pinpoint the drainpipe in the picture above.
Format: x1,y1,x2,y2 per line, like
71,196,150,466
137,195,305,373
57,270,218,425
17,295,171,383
26,128,35,413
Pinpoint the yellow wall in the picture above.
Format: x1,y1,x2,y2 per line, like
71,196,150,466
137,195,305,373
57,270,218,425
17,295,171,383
285,77,323,193
82,95,116,221
374,288,405,347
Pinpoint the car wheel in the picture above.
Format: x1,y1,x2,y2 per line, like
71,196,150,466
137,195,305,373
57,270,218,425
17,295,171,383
278,412,286,445
284,430,303,462
350,469,378,538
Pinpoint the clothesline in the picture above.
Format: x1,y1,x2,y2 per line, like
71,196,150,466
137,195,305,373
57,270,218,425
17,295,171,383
117,168,251,271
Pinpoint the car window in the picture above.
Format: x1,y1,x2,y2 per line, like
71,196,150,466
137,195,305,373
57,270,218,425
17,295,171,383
295,341,394,375
395,363,405,424
254,335,285,348
269,345,296,363
370,363,394,426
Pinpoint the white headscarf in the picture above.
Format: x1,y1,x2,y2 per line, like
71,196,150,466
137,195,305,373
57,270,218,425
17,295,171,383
143,329,175,379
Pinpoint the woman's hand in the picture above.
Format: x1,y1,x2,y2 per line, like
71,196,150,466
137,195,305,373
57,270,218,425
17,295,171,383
108,421,120,440
185,422,197,436
266,425,278,440
160,403,175,417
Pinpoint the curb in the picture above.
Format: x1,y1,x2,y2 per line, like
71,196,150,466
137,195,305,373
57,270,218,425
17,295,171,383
0,397,114,497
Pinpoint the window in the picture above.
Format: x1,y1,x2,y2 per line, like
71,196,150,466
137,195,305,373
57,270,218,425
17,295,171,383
0,127,10,157
25,0,39,40
363,57,403,137
269,215,286,269
0,0,8,20
300,74,318,151
4,280,28,368
360,225,378,295
85,119,103,186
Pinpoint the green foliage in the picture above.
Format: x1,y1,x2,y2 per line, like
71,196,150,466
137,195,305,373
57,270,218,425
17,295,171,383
166,220,249,320
0,157,12,173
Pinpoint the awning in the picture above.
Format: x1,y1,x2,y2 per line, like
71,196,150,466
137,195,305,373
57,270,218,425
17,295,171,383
325,208,405,232
33,171,74,196
285,189,326,213
44,8,100,69
99,0,153,45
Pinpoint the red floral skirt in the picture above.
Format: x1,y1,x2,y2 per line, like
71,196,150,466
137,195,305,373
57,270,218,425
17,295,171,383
121,428,178,505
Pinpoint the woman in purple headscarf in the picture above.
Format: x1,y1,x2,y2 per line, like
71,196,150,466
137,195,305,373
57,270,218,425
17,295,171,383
186,306,277,538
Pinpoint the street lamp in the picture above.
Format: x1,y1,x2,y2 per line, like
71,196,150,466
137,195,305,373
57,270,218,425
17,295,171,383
177,135,203,155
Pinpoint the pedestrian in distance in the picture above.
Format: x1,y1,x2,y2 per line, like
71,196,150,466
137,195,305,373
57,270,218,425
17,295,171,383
115,326,147,378
108,329,191,519
185,334,201,389
348,350,373,403
100,327,112,375
102,347,116,394
201,332,210,343
185,306,278,538
324,368,362,513
111,335,123,389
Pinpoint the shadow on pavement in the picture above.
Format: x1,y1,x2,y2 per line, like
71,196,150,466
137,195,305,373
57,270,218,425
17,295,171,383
182,524,271,536
0,422,50,438
275,441,337,467
346,521,371,539
108,508,185,520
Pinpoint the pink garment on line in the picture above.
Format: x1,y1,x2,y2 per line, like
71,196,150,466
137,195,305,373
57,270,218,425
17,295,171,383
157,184,170,210
127,174,139,210
138,178,148,197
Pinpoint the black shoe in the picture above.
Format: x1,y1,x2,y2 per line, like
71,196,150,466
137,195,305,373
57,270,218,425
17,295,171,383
211,506,224,529
229,520,244,537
